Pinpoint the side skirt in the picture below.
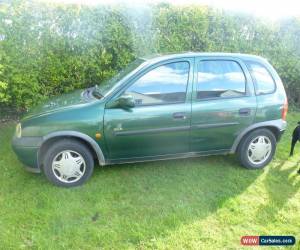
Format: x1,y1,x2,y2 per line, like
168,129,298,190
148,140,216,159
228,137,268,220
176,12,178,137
106,149,231,165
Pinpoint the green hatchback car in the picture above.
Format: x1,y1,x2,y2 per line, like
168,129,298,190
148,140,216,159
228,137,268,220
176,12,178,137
12,53,288,187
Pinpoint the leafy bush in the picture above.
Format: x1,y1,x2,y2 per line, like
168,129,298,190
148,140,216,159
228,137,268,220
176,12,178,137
0,1,300,112
0,1,135,110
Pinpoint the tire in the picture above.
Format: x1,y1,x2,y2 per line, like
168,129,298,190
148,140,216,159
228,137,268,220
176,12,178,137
42,139,94,187
238,128,276,169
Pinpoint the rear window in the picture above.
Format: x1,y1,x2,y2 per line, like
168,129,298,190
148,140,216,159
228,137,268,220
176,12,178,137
196,60,246,99
246,61,276,95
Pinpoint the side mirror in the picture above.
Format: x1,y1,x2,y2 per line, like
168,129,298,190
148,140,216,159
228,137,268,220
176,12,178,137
107,94,135,109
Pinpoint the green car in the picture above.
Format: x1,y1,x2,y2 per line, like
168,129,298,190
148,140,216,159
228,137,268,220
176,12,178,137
12,53,288,187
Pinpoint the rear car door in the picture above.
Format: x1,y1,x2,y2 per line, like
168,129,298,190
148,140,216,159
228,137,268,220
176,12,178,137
104,58,194,160
191,56,257,152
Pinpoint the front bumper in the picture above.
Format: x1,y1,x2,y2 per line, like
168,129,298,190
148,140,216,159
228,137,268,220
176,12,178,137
12,136,43,173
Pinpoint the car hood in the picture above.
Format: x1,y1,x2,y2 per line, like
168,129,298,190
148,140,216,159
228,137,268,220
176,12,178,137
23,89,94,120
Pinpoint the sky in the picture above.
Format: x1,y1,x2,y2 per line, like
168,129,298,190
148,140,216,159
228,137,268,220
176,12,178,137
39,0,300,20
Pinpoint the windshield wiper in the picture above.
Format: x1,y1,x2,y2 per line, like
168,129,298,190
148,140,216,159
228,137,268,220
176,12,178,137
92,85,103,99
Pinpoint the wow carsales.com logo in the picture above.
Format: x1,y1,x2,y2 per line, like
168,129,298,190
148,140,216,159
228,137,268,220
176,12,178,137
241,236,296,246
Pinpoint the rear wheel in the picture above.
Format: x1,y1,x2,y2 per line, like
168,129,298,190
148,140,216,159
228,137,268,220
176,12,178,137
42,139,94,187
238,129,276,169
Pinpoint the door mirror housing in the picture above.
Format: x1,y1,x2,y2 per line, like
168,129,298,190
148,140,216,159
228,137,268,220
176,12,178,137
118,94,135,108
107,94,135,109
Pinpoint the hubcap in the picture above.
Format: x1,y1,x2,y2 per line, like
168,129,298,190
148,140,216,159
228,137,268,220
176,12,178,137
52,150,86,183
247,136,272,165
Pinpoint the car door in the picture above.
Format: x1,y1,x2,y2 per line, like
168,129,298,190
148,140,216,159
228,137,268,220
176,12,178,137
191,57,257,152
104,58,194,160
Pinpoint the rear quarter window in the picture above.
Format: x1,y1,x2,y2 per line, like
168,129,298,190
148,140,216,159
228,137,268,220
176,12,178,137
246,61,276,95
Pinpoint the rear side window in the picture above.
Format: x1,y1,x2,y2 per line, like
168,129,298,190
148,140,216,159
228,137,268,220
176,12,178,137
196,60,246,99
246,61,276,95
125,61,190,105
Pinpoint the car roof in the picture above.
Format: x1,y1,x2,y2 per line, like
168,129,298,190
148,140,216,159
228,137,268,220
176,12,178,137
141,52,267,64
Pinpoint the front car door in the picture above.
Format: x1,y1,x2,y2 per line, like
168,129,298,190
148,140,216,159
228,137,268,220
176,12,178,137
104,58,194,161
191,56,257,153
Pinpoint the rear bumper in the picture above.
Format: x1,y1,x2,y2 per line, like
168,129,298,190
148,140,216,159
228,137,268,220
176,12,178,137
280,120,287,131
277,129,285,141
277,120,287,141
12,136,42,173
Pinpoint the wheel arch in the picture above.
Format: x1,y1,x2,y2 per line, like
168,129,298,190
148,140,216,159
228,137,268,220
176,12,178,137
37,131,106,168
231,119,286,153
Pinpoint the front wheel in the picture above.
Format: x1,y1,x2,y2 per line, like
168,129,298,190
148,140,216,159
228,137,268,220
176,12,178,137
238,129,276,169
42,139,94,187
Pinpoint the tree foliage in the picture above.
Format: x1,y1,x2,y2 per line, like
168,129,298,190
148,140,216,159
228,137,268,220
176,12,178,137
0,1,300,111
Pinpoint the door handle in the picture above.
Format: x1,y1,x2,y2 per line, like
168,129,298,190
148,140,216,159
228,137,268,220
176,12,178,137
173,112,187,120
239,108,251,116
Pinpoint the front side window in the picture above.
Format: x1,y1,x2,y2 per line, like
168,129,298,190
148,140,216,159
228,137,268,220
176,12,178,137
125,61,190,105
246,61,276,95
97,58,145,98
196,60,246,99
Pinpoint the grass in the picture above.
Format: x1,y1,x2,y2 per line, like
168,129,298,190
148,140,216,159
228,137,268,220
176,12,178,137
0,113,300,250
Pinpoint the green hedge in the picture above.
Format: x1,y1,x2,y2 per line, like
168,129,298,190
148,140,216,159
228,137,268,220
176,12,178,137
1,1,300,111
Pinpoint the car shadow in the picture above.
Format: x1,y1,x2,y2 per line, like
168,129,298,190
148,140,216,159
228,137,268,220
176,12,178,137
90,154,262,244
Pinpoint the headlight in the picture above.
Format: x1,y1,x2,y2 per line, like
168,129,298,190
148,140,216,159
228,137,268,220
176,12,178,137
15,123,22,138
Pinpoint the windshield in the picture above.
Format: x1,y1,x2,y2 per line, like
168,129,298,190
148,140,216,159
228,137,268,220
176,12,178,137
94,58,145,98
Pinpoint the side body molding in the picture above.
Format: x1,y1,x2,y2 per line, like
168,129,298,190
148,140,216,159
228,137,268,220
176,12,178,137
39,131,106,166
230,119,287,153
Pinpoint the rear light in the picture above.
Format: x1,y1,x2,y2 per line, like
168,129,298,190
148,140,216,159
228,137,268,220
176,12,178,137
282,99,288,120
